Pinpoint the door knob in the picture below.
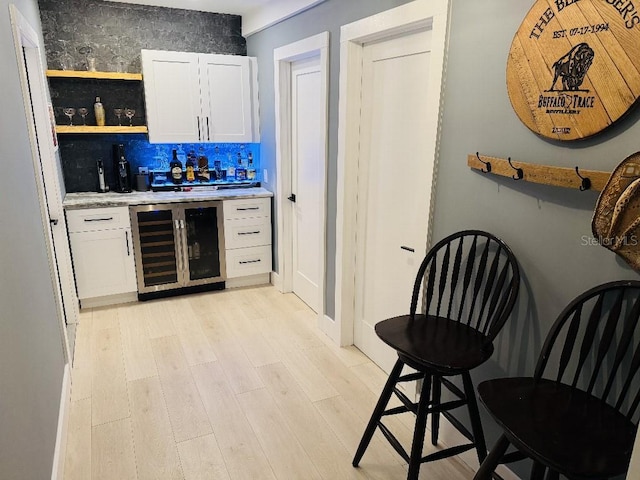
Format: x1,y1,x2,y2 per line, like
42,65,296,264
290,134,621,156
288,193,296,202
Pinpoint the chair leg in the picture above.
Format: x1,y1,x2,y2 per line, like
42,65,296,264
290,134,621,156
408,373,432,480
462,371,488,463
472,434,510,480
545,468,559,480
352,358,405,467
530,461,546,480
431,375,441,446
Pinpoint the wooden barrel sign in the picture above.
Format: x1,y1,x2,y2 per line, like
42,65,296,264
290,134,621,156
507,0,640,141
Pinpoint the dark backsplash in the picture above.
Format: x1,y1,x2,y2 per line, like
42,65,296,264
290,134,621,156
38,0,248,193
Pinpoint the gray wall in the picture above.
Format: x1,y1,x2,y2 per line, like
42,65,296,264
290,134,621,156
0,1,67,479
249,0,640,476
246,0,413,316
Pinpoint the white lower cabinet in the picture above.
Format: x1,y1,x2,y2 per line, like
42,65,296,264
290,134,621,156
66,206,137,306
224,198,272,280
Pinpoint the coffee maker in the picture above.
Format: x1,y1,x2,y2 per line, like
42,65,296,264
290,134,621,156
113,144,132,193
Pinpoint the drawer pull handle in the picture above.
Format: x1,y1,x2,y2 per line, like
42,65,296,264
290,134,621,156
237,207,260,211
84,217,114,222
239,259,261,265
238,231,260,236
400,246,415,252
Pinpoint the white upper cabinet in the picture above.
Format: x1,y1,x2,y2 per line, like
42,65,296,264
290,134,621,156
141,49,259,144
141,50,201,143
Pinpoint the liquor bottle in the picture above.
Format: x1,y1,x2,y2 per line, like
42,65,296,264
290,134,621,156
170,149,183,184
94,96,105,126
186,150,196,182
197,146,210,182
113,144,132,193
235,152,247,181
227,153,235,179
247,151,256,180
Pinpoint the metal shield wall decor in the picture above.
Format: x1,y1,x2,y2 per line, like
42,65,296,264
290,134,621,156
507,0,640,141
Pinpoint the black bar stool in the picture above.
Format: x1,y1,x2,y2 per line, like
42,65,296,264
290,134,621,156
352,230,521,480
474,280,640,480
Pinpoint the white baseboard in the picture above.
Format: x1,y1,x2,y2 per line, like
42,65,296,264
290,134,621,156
79,291,137,309
226,273,271,289
270,270,283,291
321,314,341,344
51,363,71,480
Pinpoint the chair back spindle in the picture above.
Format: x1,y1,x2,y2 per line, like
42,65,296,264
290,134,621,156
534,281,640,422
410,231,520,345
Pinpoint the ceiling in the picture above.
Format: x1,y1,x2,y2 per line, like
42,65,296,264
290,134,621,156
107,0,324,35
108,0,276,17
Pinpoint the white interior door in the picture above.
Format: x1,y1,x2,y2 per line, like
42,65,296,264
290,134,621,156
353,29,434,372
12,8,72,363
290,56,323,312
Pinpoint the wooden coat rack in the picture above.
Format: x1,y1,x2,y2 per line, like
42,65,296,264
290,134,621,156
468,153,611,192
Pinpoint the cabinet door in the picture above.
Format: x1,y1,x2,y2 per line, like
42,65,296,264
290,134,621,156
141,49,202,143
199,54,254,143
69,228,137,299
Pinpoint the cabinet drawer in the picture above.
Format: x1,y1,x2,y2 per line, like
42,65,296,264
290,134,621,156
225,245,272,278
224,197,270,220
224,216,271,249
66,207,131,232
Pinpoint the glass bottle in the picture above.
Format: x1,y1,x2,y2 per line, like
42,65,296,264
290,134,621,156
235,152,247,181
197,146,210,182
186,150,196,182
170,149,183,184
227,153,235,179
247,152,256,180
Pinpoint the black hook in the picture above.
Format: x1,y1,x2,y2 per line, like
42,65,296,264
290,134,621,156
508,157,523,180
575,166,591,191
476,152,491,173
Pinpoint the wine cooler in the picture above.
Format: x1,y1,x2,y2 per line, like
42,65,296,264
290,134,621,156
129,201,226,297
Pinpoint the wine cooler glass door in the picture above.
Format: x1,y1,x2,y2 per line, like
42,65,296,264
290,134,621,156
184,203,225,283
131,206,181,292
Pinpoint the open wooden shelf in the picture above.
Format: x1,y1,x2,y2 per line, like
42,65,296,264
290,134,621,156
55,125,148,134
46,69,142,81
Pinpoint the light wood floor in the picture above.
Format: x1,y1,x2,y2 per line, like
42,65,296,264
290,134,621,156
64,285,474,480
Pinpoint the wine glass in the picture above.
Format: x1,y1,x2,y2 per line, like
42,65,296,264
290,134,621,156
111,55,126,73
124,108,135,127
78,107,88,125
114,108,123,126
77,45,94,71
62,107,76,126
58,40,74,71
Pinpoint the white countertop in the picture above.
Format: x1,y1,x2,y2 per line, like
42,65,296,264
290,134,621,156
64,187,273,209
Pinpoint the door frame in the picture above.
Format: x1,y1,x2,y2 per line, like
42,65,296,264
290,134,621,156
334,0,451,346
274,32,331,336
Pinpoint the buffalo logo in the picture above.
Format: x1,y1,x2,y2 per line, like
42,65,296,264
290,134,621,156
548,43,594,92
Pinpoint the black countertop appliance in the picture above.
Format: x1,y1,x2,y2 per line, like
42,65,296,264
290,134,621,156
113,144,132,193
